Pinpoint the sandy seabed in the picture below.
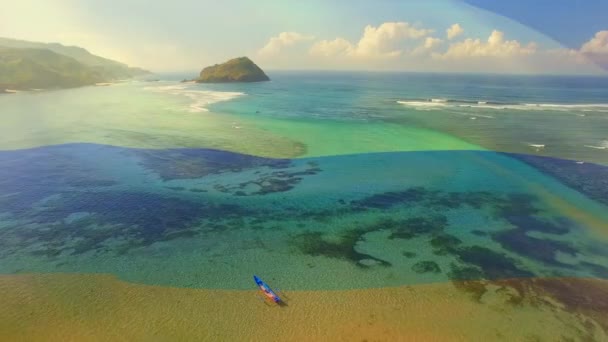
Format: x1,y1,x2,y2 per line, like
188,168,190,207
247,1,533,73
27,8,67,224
1,274,607,341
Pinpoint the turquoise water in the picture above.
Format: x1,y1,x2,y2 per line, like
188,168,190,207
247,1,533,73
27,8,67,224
1,72,608,290
210,72,608,163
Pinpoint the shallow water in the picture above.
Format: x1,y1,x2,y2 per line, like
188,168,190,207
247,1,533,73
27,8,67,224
1,143,607,290
1,72,608,339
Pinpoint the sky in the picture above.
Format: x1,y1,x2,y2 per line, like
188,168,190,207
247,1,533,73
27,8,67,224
462,0,608,48
0,0,607,74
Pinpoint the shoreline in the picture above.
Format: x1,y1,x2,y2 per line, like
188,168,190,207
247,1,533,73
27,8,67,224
0,78,143,95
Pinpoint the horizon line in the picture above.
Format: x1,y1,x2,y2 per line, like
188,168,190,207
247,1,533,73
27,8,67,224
151,69,608,77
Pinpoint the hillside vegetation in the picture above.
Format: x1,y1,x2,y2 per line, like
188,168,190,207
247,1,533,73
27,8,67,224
0,47,105,90
196,57,269,83
0,38,149,90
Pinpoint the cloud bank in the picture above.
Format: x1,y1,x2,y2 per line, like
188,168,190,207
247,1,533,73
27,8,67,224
310,22,432,58
258,22,607,74
437,30,537,58
258,32,315,57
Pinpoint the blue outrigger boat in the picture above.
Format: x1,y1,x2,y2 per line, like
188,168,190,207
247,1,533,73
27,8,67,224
253,275,284,305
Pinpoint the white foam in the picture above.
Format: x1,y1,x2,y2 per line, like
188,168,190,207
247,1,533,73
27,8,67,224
526,103,608,109
522,103,608,112
398,98,608,112
584,145,607,150
527,144,546,151
397,100,447,109
584,141,608,150
145,83,245,112
398,99,513,111
463,104,508,110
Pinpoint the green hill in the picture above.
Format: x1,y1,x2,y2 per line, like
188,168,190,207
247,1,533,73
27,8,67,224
0,37,149,80
0,47,106,90
196,57,269,83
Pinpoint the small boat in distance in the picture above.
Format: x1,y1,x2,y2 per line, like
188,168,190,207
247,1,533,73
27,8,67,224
253,275,284,305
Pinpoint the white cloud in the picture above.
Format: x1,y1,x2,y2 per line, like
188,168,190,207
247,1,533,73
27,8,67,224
446,24,464,40
259,25,606,74
309,38,355,57
579,30,608,69
438,30,537,59
309,22,432,59
258,32,315,57
412,37,443,55
355,22,432,57
538,30,608,71
580,31,608,54
424,37,443,49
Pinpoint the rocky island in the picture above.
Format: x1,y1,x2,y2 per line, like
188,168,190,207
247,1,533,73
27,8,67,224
195,57,269,83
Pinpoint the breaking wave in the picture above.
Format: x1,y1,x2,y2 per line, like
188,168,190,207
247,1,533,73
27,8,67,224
144,84,245,112
584,140,608,150
397,98,608,112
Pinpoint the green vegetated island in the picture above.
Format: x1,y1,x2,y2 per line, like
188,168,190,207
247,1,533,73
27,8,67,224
0,37,150,91
194,57,270,83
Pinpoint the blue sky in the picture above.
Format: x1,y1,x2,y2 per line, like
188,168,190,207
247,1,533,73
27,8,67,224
463,0,608,48
0,0,606,73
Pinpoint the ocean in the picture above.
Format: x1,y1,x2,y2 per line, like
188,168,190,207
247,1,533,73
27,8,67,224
1,72,608,339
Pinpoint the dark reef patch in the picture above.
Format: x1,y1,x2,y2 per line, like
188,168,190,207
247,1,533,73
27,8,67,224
402,251,417,258
353,187,497,212
291,229,391,268
412,261,441,274
493,229,577,267
494,193,540,217
452,246,534,279
135,148,291,181
429,233,462,255
503,215,570,235
448,265,486,282
491,197,577,267
212,163,322,196
288,183,605,281
388,216,448,240
351,188,428,209
1,190,249,256
510,153,608,206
